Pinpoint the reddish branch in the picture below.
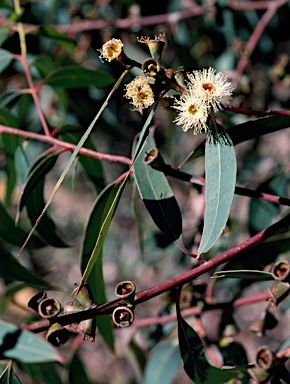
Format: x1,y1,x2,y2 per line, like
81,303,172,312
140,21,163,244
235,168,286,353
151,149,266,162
133,292,269,328
22,212,290,333
225,105,290,117
0,124,132,165
1,1,286,34
233,0,288,85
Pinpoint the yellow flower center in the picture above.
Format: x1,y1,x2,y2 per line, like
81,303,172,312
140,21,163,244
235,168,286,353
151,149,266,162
188,104,198,115
108,43,121,57
202,83,215,93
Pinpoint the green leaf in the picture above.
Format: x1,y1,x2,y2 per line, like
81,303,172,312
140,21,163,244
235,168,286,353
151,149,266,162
249,172,287,235
134,128,182,241
183,116,290,164
57,125,106,194
33,56,69,114
37,26,75,50
67,353,92,384
143,342,181,384
0,28,9,46
177,313,241,383
198,132,236,255
0,363,21,384
0,49,12,73
0,201,45,249
0,321,62,363
33,55,57,76
0,243,55,289
20,363,62,384
18,153,69,248
213,270,273,280
0,108,20,206
80,178,126,350
43,66,114,89
17,69,130,253
229,115,290,146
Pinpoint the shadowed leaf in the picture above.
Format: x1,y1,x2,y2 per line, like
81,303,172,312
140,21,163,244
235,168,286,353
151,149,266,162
0,322,62,363
134,128,182,241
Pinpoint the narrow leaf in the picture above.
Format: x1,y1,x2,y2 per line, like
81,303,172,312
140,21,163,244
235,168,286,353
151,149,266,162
58,125,106,194
249,172,287,235
0,321,62,363
0,49,12,73
213,270,273,280
0,364,21,384
134,128,182,241
183,116,290,164
18,68,130,255
198,132,236,255
0,243,55,289
177,312,241,383
80,177,125,294
0,201,45,249
44,66,114,88
18,153,68,248
143,342,181,384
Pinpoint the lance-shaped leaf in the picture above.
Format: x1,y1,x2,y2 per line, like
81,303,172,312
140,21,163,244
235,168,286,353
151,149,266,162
80,177,130,350
0,49,12,73
0,108,20,207
43,66,114,88
183,116,290,164
0,243,55,289
177,309,242,383
0,201,45,249
18,153,68,248
198,131,236,255
0,363,21,384
57,124,106,194
213,270,273,280
143,342,181,384
134,128,182,241
0,321,62,363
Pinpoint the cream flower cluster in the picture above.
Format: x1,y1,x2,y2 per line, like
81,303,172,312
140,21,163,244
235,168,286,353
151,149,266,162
174,68,233,134
124,76,154,109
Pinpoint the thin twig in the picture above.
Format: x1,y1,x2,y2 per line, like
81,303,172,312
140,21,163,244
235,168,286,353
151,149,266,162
21,212,290,333
0,124,132,165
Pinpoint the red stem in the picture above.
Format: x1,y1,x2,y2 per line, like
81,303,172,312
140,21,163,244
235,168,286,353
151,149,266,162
233,0,288,86
0,124,132,165
22,212,290,333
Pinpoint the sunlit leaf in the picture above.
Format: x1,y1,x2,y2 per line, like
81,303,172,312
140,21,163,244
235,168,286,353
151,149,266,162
198,131,236,255
143,342,181,384
0,243,55,289
0,322,62,363
134,128,182,241
43,66,114,88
